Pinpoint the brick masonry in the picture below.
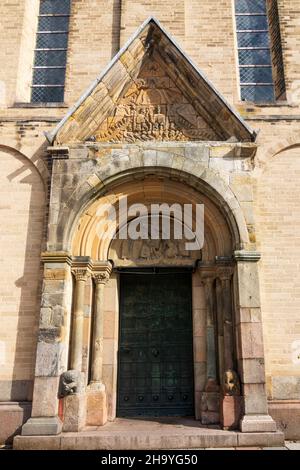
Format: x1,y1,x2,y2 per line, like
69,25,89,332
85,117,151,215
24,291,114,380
0,0,300,443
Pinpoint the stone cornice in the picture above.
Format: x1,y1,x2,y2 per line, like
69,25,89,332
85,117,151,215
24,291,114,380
41,251,72,265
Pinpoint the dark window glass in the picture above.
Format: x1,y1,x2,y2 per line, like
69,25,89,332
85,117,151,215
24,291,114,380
241,85,275,102
239,67,273,84
235,0,266,14
235,0,275,102
237,31,270,48
34,50,67,67
36,32,68,49
31,86,64,103
38,15,70,32
40,0,70,15
236,15,268,30
238,49,271,65
31,0,71,102
33,67,66,85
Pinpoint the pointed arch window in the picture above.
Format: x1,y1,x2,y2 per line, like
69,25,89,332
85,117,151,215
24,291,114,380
31,0,71,103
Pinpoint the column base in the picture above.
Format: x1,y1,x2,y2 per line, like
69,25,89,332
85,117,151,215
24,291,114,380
62,394,86,432
21,416,62,436
86,384,107,426
240,414,277,433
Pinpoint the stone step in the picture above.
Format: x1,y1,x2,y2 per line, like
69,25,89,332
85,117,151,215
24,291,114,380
14,418,285,450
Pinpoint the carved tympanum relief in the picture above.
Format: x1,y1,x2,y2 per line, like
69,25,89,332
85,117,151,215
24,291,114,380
95,57,217,143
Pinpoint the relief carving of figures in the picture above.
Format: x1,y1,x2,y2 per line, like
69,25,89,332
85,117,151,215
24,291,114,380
95,57,217,143
109,238,200,267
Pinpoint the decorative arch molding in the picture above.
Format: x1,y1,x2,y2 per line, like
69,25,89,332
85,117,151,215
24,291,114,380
54,161,250,254
71,177,232,262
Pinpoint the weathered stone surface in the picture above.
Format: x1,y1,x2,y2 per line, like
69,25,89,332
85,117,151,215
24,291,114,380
221,396,242,430
240,414,277,433
86,388,108,426
0,402,31,444
243,383,268,415
35,342,65,377
21,417,62,436
62,394,86,432
236,262,261,308
201,411,220,425
31,377,60,417
272,376,300,400
201,392,220,412
237,431,284,447
285,442,300,450
269,401,300,440
239,358,266,384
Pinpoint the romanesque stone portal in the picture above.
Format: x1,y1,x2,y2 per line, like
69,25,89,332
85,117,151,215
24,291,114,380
11,17,282,448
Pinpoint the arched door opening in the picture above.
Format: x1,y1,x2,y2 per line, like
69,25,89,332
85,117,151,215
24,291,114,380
70,174,238,426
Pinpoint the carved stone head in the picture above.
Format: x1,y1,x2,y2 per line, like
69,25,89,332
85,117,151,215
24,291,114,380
59,370,84,397
223,369,241,396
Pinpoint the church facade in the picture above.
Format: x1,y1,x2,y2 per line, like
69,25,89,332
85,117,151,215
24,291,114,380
0,0,300,449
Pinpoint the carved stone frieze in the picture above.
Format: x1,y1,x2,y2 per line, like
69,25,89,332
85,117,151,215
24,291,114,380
109,237,201,267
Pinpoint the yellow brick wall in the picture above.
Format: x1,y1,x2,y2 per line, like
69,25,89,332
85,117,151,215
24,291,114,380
0,147,45,400
257,145,300,398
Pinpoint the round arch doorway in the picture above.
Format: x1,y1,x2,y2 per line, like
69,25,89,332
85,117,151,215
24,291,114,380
72,174,236,426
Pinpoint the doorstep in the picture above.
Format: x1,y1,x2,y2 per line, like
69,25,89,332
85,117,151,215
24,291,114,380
13,417,285,450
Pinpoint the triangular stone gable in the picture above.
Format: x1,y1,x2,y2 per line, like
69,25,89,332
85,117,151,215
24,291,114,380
49,18,256,145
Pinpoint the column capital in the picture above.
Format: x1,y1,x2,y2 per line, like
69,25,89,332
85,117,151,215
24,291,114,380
234,250,261,262
92,261,113,285
72,268,91,282
199,267,216,285
72,256,93,280
93,272,110,285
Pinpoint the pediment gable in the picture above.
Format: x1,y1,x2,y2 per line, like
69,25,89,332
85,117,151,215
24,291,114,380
47,18,256,145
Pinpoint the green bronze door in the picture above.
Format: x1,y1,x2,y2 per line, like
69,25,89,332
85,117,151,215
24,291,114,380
117,272,194,417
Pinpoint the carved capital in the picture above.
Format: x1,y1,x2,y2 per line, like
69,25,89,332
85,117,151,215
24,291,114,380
72,268,90,282
92,261,113,285
93,271,110,285
199,268,216,286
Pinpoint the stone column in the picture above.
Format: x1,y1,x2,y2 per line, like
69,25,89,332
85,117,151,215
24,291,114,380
200,270,220,425
86,261,112,426
217,265,242,430
70,267,90,371
61,258,92,432
90,263,112,385
234,250,277,433
21,252,73,436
